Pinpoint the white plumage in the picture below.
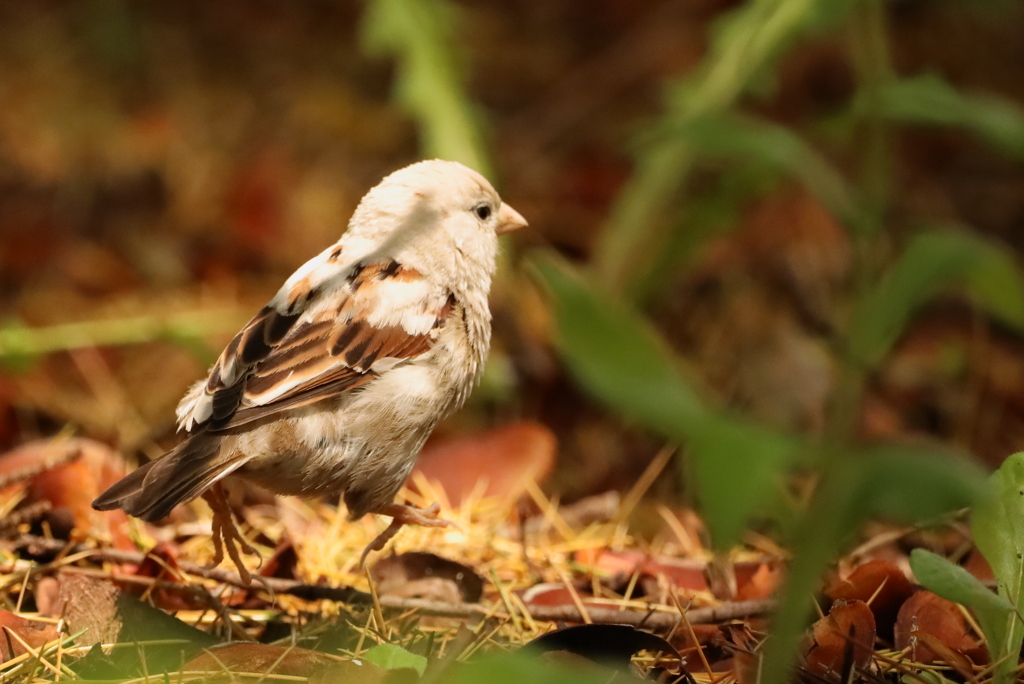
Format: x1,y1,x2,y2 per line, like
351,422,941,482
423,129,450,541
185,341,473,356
94,160,527,574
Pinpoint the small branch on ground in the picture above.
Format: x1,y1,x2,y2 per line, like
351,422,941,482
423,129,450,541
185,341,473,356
8,536,774,628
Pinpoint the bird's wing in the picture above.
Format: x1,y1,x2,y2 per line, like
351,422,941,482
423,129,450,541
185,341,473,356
176,247,455,433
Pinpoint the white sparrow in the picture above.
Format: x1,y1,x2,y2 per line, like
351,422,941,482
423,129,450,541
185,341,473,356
93,160,527,581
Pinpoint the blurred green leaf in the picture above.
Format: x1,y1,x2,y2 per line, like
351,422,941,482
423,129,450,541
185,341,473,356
910,547,1014,677
869,74,1024,159
0,310,246,367
660,113,861,229
688,415,802,544
638,166,771,304
849,229,1024,367
362,643,427,675
530,251,801,546
762,445,986,684
851,444,987,522
594,0,858,296
361,0,492,176
530,251,705,435
972,452,1024,684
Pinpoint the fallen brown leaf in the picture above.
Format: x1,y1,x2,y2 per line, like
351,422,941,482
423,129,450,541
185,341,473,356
412,421,556,505
371,552,484,603
802,599,876,680
894,590,986,665
0,438,129,545
0,610,61,662
825,559,914,641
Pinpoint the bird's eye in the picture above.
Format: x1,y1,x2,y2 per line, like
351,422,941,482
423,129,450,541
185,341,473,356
473,204,492,221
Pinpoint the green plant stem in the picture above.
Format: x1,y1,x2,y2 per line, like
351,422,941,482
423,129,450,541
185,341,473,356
361,0,492,178
0,308,252,364
760,467,857,684
825,0,894,447
763,5,897,682
849,0,893,240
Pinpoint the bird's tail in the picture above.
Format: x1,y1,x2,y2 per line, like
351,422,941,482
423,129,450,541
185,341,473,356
93,436,241,522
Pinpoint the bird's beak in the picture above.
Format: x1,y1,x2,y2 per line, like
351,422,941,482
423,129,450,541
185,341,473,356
495,203,528,235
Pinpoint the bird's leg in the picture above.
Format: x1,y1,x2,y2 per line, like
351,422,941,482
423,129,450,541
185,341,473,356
358,502,454,566
202,483,256,585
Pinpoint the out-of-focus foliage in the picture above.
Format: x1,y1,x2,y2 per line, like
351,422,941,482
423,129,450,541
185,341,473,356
529,0,1024,681
533,250,990,683
868,75,1024,160
849,229,1024,367
594,0,857,296
362,0,492,177
533,253,801,544
665,113,860,225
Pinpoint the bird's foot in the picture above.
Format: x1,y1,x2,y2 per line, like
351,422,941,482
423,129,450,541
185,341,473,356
358,502,455,567
203,484,260,585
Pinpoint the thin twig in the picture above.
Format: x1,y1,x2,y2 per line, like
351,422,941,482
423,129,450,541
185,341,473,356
9,536,774,628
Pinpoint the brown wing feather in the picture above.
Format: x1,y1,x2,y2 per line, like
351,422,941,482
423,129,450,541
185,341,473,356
191,259,455,433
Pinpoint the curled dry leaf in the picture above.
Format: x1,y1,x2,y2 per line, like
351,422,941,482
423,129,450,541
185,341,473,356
574,548,651,586
894,590,986,666
825,559,914,640
371,552,484,603
128,542,206,611
668,623,729,666
802,599,876,680
736,562,783,601
259,540,300,581
411,421,556,505
0,438,129,545
643,558,712,595
0,610,61,661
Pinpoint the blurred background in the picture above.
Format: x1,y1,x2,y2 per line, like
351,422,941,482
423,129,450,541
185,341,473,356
2,0,1024,516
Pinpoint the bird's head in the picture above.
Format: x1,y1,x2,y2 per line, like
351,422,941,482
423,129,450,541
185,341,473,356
343,160,527,290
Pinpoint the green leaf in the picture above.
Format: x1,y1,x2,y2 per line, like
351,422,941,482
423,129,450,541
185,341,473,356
448,651,609,684
362,643,427,675
910,548,1014,672
870,75,1024,160
530,251,705,436
361,0,492,176
972,453,1024,684
662,113,862,230
849,229,1024,367
851,444,988,523
530,251,801,546
688,415,802,544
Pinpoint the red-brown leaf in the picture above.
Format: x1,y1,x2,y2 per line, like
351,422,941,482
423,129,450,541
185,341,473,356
0,611,60,662
411,422,556,505
825,560,914,640
894,590,986,665
803,599,876,679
